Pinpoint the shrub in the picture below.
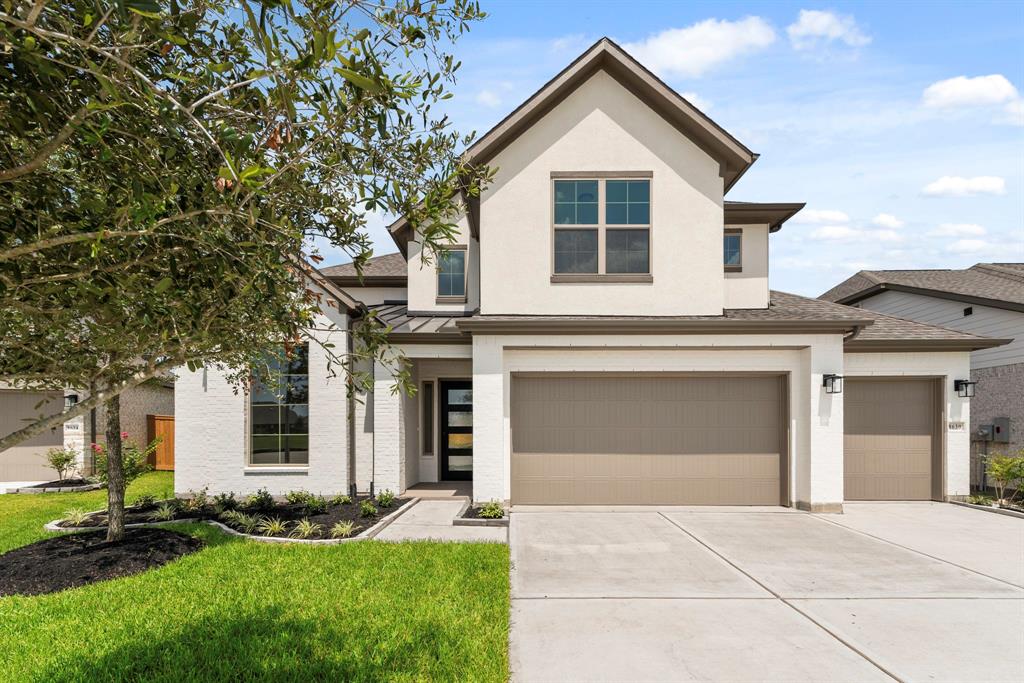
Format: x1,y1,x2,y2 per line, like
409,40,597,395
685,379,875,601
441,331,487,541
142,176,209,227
232,513,262,535
62,508,89,526
476,500,505,519
986,454,1024,506
330,494,352,506
46,447,79,481
967,494,994,506
148,502,177,522
359,500,378,518
93,437,154,487
244,488,275,512
212,492,238,513
131,493,158,508
304,495,328,515
290,518,323,539
181,488,209,513
376,489,396,508
285,490,311,505
330,520,357,539
257,517,288,536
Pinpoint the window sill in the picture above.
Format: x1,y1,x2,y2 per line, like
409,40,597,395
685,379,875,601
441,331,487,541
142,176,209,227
725,265,743,273
436,296,468,304
550,274,653,284
244,466,309,475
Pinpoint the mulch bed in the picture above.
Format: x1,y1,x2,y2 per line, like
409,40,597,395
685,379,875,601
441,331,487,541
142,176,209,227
26,478,93,489
0,528,204,596
460,505,505,520
60,495,413,540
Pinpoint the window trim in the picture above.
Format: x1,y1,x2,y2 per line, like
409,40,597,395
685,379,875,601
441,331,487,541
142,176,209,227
724,228,743,273
421,381,435,456
435,244,469,304
247,344,310,468
550,173,653,282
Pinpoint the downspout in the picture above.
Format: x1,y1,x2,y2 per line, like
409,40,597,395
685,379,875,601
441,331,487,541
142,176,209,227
843,324,864,342
347,316,358,498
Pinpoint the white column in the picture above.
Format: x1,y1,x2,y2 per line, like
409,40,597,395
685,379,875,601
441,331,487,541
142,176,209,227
372,357,406,494
798,336,845,512
472,334,505,503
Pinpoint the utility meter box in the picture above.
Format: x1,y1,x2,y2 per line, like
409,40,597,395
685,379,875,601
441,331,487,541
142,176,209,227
993,417,1011,443
976,424,994,441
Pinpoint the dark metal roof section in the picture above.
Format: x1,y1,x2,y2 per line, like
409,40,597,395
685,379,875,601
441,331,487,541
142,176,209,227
367,303,467,343
820,262,1024,312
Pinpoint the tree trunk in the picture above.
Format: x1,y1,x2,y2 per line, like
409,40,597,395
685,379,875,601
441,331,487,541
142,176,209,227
105,394,126,543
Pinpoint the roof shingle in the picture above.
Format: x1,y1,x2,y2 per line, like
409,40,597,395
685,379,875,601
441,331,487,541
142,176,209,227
321,252,407,281
820,263,1024,309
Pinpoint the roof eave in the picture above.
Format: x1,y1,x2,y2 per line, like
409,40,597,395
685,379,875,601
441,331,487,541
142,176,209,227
835,283,1024,313
724,202,806,233
844,338,1013,352
454,318,873,335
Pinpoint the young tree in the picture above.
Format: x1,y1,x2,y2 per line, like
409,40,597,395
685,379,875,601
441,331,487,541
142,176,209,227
1,0,487,540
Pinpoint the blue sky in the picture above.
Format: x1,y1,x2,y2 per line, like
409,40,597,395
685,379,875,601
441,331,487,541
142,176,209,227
337,0,1024,297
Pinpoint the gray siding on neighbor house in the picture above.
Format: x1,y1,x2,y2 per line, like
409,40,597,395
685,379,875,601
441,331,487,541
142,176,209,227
857,290,1024,369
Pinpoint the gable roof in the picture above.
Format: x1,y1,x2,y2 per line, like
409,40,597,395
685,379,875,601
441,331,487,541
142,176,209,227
820,263,1024,313
321,252,407,286
466,37,756,190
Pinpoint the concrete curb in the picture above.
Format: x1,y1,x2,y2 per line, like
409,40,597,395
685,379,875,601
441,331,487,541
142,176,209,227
452,500,510,527
43,498,421,544
13,483,103,494
949,500,1024,519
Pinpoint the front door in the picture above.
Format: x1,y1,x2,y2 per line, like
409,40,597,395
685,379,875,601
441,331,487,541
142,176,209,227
441,380,473,480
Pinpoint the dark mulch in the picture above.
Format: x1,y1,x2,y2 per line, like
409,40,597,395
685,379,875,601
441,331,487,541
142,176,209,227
62,496,413,540
27,478,93,489
0,528,205,596
460,505,507,520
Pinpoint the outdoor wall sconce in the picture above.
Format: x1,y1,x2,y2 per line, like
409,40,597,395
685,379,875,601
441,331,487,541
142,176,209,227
954,379,976,398
64,394,79,410
823,374,843,394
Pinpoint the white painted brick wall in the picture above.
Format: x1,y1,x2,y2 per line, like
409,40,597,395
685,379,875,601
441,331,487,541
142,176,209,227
371,355,406,495
175,289,351,497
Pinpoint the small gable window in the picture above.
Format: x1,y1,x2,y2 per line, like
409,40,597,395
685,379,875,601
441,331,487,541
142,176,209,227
437,246,467,301
724,230,742,272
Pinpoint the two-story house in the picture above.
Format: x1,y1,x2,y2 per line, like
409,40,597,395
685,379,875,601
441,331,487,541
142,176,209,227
175,39,1007,512
821,263,1024,477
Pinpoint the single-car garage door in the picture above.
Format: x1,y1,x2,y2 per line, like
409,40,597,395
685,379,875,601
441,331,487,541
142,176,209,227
844,378,939,501
0,390,64,481
511,374,786,505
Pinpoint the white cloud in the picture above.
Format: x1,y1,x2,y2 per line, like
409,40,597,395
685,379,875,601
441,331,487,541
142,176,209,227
787,10,871,50
922,175,1006,197
681,91,712,111
810,225,902,242
792,208,849,224
930,223,986,237
622,17,776,78
1002,98,1024,126
922,74,1019,108
475,89,502,108
872,213,904,229
946,239,994,254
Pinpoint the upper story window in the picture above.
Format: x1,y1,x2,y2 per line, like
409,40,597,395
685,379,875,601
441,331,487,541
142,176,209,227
250,345,309,466
437,246,468,302
553,175,651,279
724,230,742,272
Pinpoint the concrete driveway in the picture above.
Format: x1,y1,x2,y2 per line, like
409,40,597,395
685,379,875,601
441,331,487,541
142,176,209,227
510,503,1024,682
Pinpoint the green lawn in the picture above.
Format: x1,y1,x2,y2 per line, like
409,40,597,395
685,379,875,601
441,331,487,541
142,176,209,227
0,473,510,682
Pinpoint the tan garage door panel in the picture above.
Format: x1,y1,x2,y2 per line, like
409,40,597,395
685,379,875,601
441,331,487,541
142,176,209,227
511,375,784,505
844,379,936,501
0,391,65,481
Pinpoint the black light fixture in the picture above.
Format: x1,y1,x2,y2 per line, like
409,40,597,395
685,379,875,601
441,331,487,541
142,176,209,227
954,379,976,398
64,394,79,410
823,374,843,394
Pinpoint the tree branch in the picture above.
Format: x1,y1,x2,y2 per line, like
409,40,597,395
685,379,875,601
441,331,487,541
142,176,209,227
0,105,90,183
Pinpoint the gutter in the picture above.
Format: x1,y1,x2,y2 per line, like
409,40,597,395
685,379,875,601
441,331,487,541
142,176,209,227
454,318,877,335
843,324,864,342
346,320,357,498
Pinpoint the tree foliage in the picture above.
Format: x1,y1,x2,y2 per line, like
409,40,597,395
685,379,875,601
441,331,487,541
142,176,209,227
0,0,487,450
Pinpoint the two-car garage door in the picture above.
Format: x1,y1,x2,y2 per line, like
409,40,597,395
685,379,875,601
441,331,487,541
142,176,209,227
511,375,786,505
0,390,64,481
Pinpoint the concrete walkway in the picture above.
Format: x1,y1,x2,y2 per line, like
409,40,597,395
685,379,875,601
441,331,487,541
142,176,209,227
374,499,506,542
0,480,43,494
510,504,1024,682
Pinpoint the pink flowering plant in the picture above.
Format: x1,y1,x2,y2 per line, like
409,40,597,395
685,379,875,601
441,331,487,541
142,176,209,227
93,434,158,487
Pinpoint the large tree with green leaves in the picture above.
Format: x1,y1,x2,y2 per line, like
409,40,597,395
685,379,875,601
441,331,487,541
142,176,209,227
1,0,486,539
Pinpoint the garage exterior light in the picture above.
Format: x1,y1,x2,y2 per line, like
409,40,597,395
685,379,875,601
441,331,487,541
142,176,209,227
64,394,79,410
954,379,976,398
823,374,843,394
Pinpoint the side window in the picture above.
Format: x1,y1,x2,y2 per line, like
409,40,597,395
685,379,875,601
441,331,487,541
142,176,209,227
422,381,434,455
437,247,467,301
724,230,742,272
250,345,309,466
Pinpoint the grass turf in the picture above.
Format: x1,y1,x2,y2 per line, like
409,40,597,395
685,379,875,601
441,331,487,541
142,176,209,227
0,473,510,682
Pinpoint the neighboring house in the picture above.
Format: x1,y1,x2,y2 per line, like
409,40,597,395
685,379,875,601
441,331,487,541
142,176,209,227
175,38,1007,511
821,263,1024,478
0,379,174,481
